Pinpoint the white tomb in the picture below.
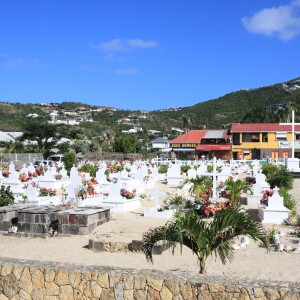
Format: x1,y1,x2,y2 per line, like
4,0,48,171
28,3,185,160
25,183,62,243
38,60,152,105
144,185,176,219
256,172,270,189
102,183,141,212
2,171,24,196
258,187,290,224
167,164,183,187
21,183,61,206
246,182,263,205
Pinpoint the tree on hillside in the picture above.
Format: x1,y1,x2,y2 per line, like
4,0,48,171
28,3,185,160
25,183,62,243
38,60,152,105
113,135,136,153
20,121,58,154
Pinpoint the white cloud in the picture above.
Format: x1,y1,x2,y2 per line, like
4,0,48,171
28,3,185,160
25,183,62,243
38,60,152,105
93,38,159,53
3,58,24,69
3,58,46,69
115,67,139,76
98,39,126,52
242,0,300,40
127,39,159,49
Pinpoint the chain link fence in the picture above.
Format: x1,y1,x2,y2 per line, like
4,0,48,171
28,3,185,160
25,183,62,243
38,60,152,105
0,153,43,167
0,151,164,167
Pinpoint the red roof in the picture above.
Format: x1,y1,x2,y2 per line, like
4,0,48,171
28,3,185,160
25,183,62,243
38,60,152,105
230,123,300,132
196,144,231,151
169,130,206,144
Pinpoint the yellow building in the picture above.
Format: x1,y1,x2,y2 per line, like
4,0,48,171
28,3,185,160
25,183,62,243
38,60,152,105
231,123,300,160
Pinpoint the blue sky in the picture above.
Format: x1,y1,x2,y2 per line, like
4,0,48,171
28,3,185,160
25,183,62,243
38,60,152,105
1,0,300,111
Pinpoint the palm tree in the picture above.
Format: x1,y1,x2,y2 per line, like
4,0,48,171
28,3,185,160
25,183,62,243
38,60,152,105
179,176,212,197
143,205,269,274
224,179,252,207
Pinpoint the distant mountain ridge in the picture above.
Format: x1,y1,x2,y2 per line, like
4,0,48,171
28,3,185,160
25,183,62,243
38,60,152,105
0,77,300,134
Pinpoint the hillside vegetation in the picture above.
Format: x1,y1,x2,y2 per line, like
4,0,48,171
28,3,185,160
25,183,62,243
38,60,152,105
0,77,300,136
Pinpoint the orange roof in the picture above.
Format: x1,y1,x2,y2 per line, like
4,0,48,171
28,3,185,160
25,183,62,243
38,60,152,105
231,123,300,132
169,130,206,144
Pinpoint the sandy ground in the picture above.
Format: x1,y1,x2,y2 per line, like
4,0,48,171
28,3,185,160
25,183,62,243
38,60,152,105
0,180,300,283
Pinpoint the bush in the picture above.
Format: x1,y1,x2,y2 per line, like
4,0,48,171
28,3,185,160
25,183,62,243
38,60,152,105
262,164,293,189
279,187,297,212
180,165,191,173
0,186,14,206
79,164,98,177
158,165,168,174
62,151,76,172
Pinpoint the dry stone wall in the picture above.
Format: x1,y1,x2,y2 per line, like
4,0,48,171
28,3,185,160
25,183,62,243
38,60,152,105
0,257,299,299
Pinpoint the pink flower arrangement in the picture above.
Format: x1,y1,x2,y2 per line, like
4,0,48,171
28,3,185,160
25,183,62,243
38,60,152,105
121,188,136,199
39,187,57,196
19,172,29,182
260,189,274,206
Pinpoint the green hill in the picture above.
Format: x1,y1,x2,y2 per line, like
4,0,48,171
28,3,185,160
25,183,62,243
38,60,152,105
1,77,300,136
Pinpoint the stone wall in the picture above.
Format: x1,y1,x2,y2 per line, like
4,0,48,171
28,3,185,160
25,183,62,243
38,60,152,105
0,257,299,299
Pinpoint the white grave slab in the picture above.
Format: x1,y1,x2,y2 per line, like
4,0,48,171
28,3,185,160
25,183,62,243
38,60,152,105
258,188,290,224
102,183,141,212
167,164,183,187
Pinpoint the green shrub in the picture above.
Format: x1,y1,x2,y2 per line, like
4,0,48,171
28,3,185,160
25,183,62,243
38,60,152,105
180,165,191,173
79,164,98,177
0,186,14,207
168,195,183,206
262,164,293,189
62,151,76,172
158,165,168,174
267,227,278,242
279,187,297,211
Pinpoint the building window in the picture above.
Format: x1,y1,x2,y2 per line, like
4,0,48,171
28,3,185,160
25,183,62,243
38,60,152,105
232,133,240,145
276,132,287,141
242,133,260,142
262,132,268,142
282,151,289,158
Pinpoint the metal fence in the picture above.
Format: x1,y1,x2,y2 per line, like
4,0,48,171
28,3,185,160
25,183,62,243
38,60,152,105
0,153,43,166
0,151,161,166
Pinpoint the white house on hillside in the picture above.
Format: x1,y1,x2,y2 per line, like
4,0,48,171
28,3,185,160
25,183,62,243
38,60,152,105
151,137,169,149
0,131,23,142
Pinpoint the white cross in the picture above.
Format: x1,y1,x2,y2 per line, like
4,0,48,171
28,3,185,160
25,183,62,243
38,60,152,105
205,157,231,198
280,110,300,159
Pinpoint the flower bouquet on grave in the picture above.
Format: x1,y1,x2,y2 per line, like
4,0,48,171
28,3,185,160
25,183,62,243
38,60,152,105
23,181,36,189
143,176,150,182
91,177,98,184
2,168,9,178
120,188,136,199
36,166,44,176
48,188,57,196
39,187,49,197
28,171,38,178
260,189,274,206
77,186,88,200
84,180,96,195
19,172,29,182
54,173,62,180
203,202,228,217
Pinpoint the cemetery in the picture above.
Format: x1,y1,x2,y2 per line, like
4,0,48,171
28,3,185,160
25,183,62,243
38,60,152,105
0,156,299,291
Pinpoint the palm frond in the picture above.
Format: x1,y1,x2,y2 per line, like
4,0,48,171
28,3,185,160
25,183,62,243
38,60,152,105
142,215,199,263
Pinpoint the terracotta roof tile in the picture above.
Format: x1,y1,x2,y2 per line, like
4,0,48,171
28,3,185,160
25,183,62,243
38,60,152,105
230,123,300,132
169,130,206,143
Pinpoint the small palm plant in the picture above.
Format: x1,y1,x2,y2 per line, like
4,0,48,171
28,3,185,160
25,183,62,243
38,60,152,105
224,178,252,207
179,176,212,197
142,205,269,274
